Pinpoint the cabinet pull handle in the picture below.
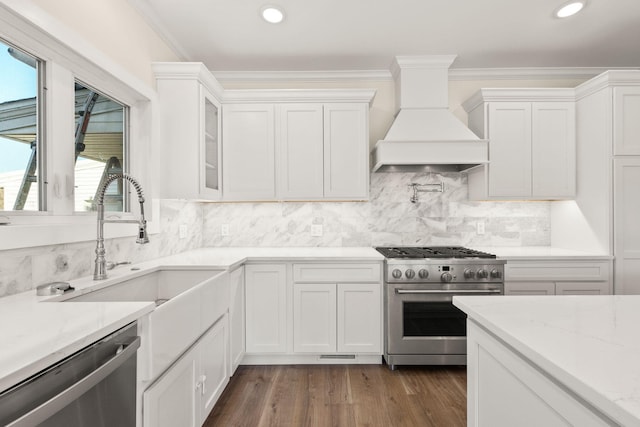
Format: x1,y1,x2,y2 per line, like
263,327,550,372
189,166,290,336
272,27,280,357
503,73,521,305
200,375,207,395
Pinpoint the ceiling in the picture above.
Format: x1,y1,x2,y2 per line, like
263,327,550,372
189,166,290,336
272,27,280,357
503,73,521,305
130,0,640,73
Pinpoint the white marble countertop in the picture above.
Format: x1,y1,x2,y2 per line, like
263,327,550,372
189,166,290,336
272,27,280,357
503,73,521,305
0,291,154,392
471,246,613,260
453,295,640,426
0,246,382,393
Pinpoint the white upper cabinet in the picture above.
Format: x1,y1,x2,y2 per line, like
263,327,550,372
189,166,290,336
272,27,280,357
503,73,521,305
153,63,224,200
463,89,576,200
222,90,374,202
323,103,369,199
613,86,640,155
278,104,325,199
222,104,276,201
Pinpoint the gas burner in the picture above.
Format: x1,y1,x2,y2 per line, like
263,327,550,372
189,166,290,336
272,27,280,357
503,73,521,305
375,246,496,259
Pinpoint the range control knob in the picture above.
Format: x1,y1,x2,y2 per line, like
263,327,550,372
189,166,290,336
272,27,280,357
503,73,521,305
441,272,453,282
392,269,402,279
463,269,476,279
405,269,416,279
476,269,489,279
418,269,429,279
490,269,502,279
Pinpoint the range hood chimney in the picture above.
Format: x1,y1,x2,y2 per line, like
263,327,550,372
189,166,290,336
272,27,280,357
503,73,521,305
372,55,488,172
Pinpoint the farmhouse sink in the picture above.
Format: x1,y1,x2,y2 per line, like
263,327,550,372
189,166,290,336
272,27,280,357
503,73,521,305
68,268,223,306
65,267,230,381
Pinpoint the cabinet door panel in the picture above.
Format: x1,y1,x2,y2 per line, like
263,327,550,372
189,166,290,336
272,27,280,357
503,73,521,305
337,283,381,353
293,283,337,353
505,282,555,296
245,264,287,353
323,103,368,199
222,104,276,200
279,104,324,199
229,267,245,374
201,88,222,198
143,346,198,427
555,282,610,295
613,87,640,155
200,317,229,424
532,102,575,197
487,103,532,197
614,158,640,294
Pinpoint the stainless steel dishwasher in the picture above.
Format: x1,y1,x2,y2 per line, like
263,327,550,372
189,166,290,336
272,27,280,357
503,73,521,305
0,322,140,427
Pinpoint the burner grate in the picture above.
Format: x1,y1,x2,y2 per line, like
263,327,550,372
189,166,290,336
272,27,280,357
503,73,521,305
375,246,496,259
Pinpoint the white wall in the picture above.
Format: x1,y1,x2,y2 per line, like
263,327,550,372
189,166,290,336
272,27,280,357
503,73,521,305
31,0,180,87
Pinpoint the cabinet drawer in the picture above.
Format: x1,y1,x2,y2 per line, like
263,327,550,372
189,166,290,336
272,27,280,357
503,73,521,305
293,263,381,283
505,261,610,282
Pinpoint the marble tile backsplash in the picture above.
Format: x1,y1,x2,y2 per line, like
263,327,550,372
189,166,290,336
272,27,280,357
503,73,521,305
0,172,551,298
202,172,551,248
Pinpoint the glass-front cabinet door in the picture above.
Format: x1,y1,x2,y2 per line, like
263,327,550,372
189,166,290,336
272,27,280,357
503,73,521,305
200,87,221,198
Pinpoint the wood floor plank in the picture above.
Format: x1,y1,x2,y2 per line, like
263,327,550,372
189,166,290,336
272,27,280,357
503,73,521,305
205,364,466,427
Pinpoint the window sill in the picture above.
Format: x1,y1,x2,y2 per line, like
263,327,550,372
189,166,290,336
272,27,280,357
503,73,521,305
0,200,160,251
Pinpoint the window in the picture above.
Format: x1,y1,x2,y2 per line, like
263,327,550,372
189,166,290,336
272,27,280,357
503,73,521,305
0,39,43,211
0,4,155,250
73,81,128,212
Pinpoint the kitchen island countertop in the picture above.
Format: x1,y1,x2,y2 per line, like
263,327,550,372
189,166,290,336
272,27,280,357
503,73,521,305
454,295,640,426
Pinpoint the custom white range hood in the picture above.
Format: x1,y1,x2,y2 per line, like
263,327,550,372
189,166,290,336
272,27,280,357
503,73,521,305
372,55,488,172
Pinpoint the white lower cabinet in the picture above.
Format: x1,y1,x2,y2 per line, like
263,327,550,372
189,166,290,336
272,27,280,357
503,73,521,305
292,263,382,356
143,316,229,427
293,283,337,353
336,283,382,353
292,282,382,354
504,260,612,296
244,262,383,364
244,264,287,353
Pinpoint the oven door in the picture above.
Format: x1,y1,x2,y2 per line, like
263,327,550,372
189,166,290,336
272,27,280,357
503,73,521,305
386,282,502,356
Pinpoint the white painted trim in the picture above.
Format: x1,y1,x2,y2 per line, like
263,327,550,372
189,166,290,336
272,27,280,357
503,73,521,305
574,70,640,100
213,69,392,83
222,88,377,105
0,1,155,104
153,62,225,99
0,199,161,250
212,67,638,84
462,88,577,112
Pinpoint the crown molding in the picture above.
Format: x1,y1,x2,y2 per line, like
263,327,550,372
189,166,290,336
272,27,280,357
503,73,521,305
575,70,640,100
213,66,640,84
222,88,377,105
213,70,392,84
462,88,577,112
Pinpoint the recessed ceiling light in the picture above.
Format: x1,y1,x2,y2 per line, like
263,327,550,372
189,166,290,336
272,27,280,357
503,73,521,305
555,1,586,18
261,6,285,24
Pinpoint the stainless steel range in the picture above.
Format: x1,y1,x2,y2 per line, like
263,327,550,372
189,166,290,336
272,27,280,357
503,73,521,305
376,246,505,369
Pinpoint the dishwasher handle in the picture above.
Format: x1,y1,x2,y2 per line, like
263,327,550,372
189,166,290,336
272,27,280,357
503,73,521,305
7,335,140,427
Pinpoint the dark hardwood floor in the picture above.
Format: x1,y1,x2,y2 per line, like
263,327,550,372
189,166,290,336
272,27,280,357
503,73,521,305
205,364,467,427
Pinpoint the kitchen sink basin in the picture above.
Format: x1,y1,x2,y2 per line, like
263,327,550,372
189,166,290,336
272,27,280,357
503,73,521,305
67,268,223,306
63,267,230,381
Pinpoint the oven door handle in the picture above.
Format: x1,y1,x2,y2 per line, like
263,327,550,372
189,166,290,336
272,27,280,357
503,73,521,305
395,289,502,295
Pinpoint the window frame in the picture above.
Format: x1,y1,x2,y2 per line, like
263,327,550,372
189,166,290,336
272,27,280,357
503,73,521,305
0,3,159,250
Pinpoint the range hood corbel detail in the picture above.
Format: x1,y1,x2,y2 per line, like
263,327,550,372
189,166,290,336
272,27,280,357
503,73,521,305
372,55,488,173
